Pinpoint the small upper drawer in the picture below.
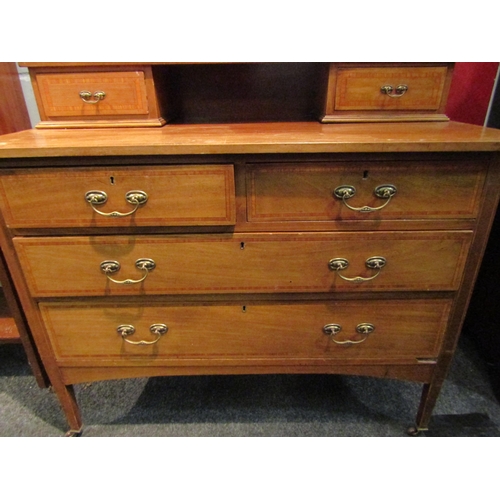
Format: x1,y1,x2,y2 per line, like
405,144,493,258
321,63,453,122
27,65,166,128
0,165,236,229
37,71,149,117
246,161,486,222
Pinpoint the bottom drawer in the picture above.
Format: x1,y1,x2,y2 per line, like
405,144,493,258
40,299,452,365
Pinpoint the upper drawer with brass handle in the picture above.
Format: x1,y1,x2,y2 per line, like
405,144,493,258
27,65,167,128
246,161,486,223
0,165,236,229
40,298,452,365
321,63,454,122
14,231,472,297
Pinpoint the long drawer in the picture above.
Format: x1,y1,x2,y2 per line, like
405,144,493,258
247,161,485,222
40,299,452,364
15,232,472,297
0,165,236,228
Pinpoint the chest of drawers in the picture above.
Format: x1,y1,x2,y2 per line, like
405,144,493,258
1,118,500,435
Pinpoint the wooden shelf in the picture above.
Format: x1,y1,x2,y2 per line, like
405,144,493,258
0,318,21,343
0,289,20,343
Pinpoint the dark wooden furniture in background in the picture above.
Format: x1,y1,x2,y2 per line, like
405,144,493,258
0,62,31,135
0,62,48,387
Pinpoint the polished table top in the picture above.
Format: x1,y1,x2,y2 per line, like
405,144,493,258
1,121,500,159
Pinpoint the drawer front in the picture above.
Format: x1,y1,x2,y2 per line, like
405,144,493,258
0,165,235,228
40,299,452,363
15,232,472,297
247,162,485,222
36,71,150,118
335,66,448,111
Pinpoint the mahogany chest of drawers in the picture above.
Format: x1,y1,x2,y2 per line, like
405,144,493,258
1,63,500,436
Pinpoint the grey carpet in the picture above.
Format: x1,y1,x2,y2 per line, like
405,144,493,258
1,335,499,437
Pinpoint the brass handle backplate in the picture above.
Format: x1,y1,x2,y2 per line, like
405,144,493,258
380,84,408,97
100,258,156,285
85,190,148,218
329,256,386,283
79,90,106,104
117,323,168,345
323,322,375,345
333,184,397,213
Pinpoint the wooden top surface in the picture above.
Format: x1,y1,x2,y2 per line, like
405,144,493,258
1,121,500,159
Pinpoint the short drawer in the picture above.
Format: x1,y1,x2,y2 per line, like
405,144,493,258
322,63,453,122
14,231,472,297
247,161,485,222
0,165,235,229
28,65,166,128
40,298,452,364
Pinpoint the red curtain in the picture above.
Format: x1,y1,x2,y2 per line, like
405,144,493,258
446,62,499,126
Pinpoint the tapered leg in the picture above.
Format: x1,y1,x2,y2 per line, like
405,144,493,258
407,375,447,436
51,382,83,436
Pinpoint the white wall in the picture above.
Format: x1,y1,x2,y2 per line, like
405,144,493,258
16,63,40,128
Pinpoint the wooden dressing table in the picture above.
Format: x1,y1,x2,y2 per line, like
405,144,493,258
0,62,499,436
